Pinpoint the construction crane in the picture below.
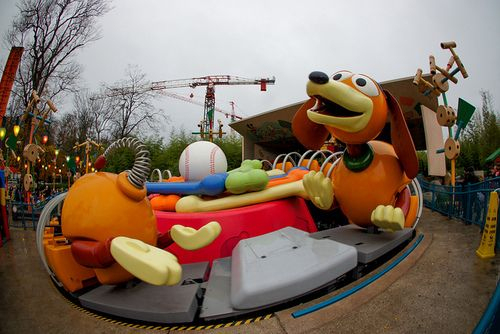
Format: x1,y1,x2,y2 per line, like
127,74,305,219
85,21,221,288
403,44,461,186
106,75,276,140
160,91,243,122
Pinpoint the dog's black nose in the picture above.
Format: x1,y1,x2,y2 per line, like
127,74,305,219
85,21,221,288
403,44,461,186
309,71,329,84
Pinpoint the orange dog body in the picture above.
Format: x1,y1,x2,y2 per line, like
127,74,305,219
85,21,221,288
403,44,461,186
293,70,418,230
332,140,409,227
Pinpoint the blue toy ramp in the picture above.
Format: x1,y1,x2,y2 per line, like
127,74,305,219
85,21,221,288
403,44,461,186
230,227,357,310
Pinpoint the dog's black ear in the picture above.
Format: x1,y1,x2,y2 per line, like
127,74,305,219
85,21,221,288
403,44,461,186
385,90,418,179
292,98,329,149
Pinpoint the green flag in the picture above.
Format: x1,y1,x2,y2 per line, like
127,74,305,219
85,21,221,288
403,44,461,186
457,98,476,127
67,156,76,173
5,134,17,151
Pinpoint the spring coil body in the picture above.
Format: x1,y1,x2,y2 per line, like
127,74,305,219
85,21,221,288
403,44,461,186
103,137,151,189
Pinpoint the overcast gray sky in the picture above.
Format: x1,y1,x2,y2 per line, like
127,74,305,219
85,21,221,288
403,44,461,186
1,0,499,141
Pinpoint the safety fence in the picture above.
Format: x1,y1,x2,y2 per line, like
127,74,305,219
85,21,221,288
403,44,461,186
418,176,500,248
8,194,61,230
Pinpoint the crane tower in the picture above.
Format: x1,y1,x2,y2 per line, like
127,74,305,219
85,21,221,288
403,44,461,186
108,75,276,140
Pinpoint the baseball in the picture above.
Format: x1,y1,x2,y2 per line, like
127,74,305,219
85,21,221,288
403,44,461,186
178,141,228,181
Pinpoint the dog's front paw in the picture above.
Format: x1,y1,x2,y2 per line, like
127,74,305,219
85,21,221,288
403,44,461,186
303,171,334,210
370,205,405,232
171,221,222,250
110,237,182,286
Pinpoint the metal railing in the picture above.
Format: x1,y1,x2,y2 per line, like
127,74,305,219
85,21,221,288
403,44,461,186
419,176,500,247
8,194,62,230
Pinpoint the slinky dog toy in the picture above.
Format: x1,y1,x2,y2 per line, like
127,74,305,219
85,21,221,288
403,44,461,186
60,137,221,287
292,70,419,231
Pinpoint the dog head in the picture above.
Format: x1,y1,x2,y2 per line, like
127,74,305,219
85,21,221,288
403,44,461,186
292,70,418,178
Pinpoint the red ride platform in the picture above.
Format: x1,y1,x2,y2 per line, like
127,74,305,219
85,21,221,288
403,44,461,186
155,197,317,264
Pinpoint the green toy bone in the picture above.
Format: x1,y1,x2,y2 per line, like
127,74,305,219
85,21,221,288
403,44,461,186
225,160,269,194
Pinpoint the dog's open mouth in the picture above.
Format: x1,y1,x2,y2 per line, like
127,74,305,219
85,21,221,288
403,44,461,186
310,96,363,118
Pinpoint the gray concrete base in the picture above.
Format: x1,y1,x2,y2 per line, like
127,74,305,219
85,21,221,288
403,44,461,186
79,282,200,323
199,257,241,320
311,224,414,263
78,262,209,323
230,227,357,310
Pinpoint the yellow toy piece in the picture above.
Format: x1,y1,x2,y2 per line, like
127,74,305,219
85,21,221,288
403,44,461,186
175,180,309,213
110,237,182,286
302,171,334,210
370,205,405,232
170,221,222,250
265,169,286,177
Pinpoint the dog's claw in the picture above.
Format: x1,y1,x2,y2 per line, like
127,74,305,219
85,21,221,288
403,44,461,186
303,171,334,210
371,205,405,232
170,221,222,250
110,237,182,286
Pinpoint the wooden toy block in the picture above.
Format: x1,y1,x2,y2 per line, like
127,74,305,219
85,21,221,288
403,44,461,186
47,99,58,112
436,105,457,127
413,68,438,96
435,65,458,84
441,41,468,78
429,55,436,74
446,56,455,71
444,137,460,160
432,73,449,93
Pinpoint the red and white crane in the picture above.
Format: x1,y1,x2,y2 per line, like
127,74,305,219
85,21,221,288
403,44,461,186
107,75,275,140
159,91,242,122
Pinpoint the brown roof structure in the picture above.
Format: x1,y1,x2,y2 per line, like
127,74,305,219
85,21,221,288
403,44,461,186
230,75,438,161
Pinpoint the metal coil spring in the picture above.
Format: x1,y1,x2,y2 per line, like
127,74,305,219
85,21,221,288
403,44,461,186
272,149,344,178
149,169,172,182
103,137,151,189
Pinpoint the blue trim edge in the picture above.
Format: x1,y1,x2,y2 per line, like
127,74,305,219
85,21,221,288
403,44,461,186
472,278,500,334
291,234,425,318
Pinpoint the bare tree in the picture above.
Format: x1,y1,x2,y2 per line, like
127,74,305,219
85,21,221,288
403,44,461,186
72,89,96,139
4,0,110,109
107,65,169,140
72,88,114,143
89,87,114,143
52,112,78,153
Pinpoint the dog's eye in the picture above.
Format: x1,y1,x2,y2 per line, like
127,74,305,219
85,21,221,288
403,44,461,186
331,71,352,81
352,74,379,97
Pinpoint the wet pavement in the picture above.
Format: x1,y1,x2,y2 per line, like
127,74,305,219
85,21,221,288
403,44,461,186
0,207,499,333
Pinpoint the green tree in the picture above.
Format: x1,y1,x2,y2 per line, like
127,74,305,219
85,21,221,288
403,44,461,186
214,134,242,171
416,151,428,176
101,130,243,179
160,129,197,176
458,90,500,170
